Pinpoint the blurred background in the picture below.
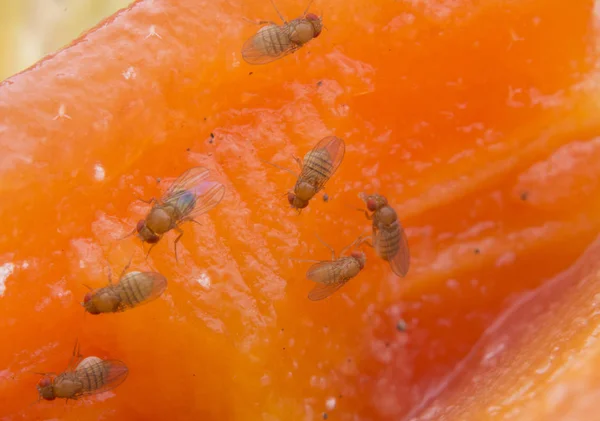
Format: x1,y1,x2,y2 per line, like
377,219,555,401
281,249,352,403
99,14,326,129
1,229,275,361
0,0,131,81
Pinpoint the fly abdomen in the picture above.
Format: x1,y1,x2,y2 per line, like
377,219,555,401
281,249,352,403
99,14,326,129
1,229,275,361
76,357,107,392
118,272,149,309
378,224,401,260
303,148,334,184
116,271,168,311
259,25,292,56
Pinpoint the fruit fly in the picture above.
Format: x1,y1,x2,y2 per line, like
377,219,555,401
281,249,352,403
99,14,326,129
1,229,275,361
241,0,323,65
358,193,410,277
36,341,128,402
294,235,366,301
83,262,167,315
134,166,225,259
263,136,345,211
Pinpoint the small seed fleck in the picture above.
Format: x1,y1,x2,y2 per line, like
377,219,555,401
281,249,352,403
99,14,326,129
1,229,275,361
396,319,407,332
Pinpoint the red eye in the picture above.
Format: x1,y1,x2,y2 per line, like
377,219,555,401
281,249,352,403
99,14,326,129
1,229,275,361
136,220,145,232
367,198,377,211
38,377,51,387
146,234,160,244
83,292,92,303
306,13,319,21
287,193,296,206
351,251,366,268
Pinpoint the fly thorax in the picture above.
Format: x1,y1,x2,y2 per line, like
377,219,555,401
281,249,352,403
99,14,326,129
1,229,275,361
54,374,83,398
92,288,120,313
146,207,172,234
377,206,398,225
295,181,317,200
290,20,316,44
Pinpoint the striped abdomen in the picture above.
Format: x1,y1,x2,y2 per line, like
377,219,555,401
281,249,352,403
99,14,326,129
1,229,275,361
73,357,128,397
115,271,167,311
75,357,110,393
376,221,402,260
51,357,128,399
254,24,293,57
375,218,410,277
296,148,334,195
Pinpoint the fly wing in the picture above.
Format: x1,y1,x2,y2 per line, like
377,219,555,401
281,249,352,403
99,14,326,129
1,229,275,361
64,339,84,372
185,180,225,220
306,136,345,191
388,226,410,277
306,260,347,301
162,167,225,220
241,24,300,65
76,359,129,397
308,281,346,301
374,224,410,277
116,272,168,311
163,167,210,198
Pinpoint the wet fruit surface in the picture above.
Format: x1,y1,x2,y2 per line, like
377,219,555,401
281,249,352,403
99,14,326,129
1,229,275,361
1,0,600,419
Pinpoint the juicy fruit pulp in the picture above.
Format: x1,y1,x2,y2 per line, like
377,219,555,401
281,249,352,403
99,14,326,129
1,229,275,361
0,0,600,420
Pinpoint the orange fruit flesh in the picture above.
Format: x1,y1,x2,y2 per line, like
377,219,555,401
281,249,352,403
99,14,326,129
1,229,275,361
0,0,599,419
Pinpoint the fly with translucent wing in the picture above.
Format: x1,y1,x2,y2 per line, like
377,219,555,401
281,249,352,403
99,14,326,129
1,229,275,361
36,341,128,402
82,263,167,315
294,235,367,301
134,166,225,259
241,0,323,65
358,193,410,277
263,136,345,211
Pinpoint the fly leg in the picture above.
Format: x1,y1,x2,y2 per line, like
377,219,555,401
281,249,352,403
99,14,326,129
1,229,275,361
361,232,375,249
356,208,373,220
314,233,336,261
144,242,158,261
302,0,316,16
269,0,288,23
106,264,113,285
260,158,298,178
292,155,303,171
185,218,203,227
117,254,134,282
119,226,138,241
135,196,159,205
243,17,279,25
289,258,323,263
173,226,185,263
